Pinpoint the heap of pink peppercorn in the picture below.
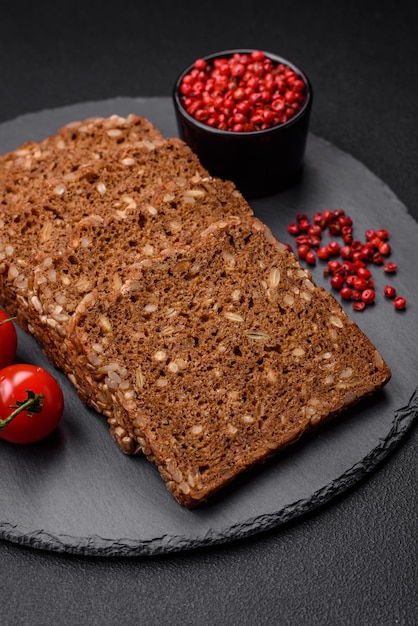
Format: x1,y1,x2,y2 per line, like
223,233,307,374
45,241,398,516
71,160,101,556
179,50,307,132
286,209,407,312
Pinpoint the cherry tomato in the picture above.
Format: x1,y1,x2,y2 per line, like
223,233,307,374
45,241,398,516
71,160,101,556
0,364,64,443
0,308,17,369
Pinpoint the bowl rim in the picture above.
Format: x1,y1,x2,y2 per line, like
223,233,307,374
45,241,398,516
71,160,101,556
173,48,313,138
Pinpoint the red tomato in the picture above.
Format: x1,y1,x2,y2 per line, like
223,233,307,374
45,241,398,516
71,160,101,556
0,364,64,443
0,309,17,369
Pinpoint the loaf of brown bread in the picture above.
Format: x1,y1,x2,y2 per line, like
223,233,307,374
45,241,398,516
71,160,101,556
67,216,391,507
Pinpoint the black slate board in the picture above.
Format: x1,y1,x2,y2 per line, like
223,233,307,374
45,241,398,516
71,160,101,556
0,97,417,557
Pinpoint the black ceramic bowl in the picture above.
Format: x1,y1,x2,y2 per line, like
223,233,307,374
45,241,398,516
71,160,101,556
173,49,313,198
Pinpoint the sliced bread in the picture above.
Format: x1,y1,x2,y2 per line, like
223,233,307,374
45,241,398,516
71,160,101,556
0,114,164,188
67,216,391,507
23,174,251,373
0,114,164,317
1,126,251,329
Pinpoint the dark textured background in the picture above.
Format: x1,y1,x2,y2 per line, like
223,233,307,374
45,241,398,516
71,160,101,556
1,1,417,624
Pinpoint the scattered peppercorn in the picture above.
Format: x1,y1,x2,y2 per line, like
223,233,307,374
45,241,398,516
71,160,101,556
316,246,330,260
286,209,406,312
340,286,353,301
383,262,397,273
394,296,406,310
330,274,345,290
305,250,316,265
383,285,397,299
287,223,300,236
179,51,307,132
361,288,376,304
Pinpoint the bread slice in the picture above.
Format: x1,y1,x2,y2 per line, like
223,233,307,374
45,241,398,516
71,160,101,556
1,124,251,328
23,176,251,374
0,113,164,235
68,216,391,507
0,114,165,317
0,114,164,189
1,136,203,284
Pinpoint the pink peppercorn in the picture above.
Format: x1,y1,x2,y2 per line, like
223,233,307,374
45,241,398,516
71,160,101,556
330,274,345,290
383,262,397,273
384,285,396,299
285,209,407,314
361,289,376,304
340,287,353,300
394,296,407,310
179,51,307,132
317,246,330,260
305,250,316,265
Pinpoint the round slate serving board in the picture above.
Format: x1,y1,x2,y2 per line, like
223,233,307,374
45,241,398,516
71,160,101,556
0,97,417,557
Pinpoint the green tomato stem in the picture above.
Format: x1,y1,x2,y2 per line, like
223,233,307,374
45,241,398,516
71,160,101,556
0,390,45,430
0,316,16,327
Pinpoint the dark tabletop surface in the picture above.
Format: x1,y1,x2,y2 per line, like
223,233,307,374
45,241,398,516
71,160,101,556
1,1,417,624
